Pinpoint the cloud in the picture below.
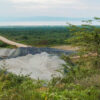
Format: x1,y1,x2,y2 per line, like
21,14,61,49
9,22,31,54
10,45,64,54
11,0,80,10
0,0,100,22
11,0,77,4
10,0,97,12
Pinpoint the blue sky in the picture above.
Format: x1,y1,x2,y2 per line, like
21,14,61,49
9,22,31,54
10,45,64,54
0,0,100,25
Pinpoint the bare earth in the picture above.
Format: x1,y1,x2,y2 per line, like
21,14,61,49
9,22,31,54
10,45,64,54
52,45,78,51
0,36,28,47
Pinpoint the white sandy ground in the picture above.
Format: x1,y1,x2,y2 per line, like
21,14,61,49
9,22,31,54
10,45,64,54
0,48,16,57
0,52,66,80
0,36,28,47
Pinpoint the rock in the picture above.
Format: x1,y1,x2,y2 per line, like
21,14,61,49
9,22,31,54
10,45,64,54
0,47,75,59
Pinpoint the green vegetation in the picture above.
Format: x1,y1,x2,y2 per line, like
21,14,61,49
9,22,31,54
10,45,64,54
0,26,70,47
0,55,100,100
0,18,100,100
67,17,100,68
0,41,16,48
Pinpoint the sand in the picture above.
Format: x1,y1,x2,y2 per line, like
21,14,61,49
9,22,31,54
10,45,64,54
0,52,66,80
0,36,28,47
52,45,78,51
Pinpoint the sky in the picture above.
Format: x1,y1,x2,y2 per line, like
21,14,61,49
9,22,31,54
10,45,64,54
0,0,100,25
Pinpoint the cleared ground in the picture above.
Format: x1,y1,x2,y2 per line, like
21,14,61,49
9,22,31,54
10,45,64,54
52,45,78,51
0,36,29,47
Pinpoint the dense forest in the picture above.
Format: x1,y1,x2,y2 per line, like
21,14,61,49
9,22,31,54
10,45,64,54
0,26,70,47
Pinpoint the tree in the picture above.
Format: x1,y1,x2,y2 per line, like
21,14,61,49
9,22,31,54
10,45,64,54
67,17,100,68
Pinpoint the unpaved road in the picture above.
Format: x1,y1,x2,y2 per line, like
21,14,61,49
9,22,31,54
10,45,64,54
0,36,29,47
0,35,78,51
52,45,78,51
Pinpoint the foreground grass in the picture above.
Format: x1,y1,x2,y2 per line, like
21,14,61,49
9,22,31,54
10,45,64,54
0,58,100,100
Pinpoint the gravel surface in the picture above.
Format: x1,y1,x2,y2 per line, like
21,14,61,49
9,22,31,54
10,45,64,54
0,52,66,80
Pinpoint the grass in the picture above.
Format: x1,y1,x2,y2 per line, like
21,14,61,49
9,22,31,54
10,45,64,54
0,56,100,100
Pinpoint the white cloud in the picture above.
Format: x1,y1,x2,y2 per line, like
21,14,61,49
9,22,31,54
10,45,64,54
0,0,100,18
11,0,77,4
11,0,46,3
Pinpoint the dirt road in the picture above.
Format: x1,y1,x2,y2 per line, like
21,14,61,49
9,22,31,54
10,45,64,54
0,36,29,47
52,45,78,51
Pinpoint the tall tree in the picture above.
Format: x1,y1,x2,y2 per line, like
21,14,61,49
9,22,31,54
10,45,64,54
67,17,100,68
